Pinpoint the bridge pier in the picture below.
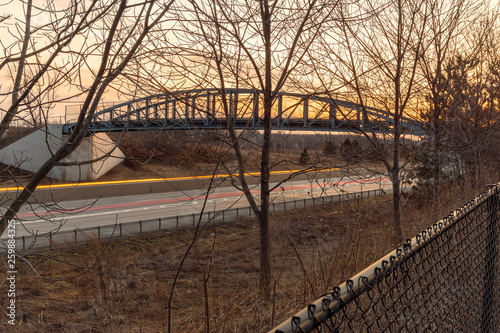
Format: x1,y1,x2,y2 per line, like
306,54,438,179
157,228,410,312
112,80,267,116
330,103,337,128
0,124,124,181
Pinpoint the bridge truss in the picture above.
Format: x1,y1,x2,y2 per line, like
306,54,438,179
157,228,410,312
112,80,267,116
63,88,421,135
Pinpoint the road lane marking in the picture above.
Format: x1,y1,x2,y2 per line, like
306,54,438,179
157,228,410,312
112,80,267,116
16,177,389,221
21,205,175,224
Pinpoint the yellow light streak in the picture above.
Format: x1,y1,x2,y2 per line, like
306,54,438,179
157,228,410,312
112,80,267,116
0,168,339,192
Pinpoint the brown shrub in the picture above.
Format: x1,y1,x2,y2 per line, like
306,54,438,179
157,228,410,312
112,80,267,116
112,131,229,168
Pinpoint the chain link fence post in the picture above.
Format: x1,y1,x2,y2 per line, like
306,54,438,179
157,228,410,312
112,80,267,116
482,187,498,332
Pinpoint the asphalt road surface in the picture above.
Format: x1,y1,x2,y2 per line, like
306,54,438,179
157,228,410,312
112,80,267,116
4,175,392,239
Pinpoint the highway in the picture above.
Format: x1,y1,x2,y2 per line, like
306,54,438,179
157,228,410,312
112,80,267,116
3,174,392,240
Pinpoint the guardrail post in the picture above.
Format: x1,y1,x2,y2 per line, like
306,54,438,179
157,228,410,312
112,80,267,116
482,188,498,332
15,189,388,252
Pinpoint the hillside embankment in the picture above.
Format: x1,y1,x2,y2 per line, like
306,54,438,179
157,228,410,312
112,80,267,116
0,172,492,332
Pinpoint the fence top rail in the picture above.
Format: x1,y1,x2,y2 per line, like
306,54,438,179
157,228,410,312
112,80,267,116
270,183,500,333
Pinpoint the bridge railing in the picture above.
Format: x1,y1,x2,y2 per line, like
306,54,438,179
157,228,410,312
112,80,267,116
271,184,500,332
62,88,422,134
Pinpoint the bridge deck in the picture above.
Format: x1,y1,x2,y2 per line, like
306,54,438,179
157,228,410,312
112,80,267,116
63,89,421,134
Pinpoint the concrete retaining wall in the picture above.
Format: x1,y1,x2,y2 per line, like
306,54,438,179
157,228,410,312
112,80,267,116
62,132,125,181
0,124,64,179
0,125,124,182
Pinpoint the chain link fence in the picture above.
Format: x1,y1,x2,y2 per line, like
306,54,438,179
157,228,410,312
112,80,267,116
271,184,500,333
9,188,384,252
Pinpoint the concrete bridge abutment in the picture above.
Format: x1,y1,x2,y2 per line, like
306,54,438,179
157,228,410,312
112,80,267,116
0,124,124,181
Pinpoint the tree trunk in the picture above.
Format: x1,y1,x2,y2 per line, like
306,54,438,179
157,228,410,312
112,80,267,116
258,0,273,297
391,167,403,244
392,123,403,244
0,0,32,138
259,92,272,295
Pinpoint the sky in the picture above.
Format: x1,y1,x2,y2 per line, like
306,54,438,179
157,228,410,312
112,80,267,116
1,0,498,124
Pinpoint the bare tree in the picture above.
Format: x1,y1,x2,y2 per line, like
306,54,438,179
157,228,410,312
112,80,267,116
144,0,339,295
0,0,116,134
416,0,493,203
308,0,500,243
0,0,174,234
306,0,432,243
439,23,500,187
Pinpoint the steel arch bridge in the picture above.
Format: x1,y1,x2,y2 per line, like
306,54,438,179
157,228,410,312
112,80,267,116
62,88,421,135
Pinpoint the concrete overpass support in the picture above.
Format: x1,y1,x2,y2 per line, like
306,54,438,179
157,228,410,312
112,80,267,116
0,124,124,181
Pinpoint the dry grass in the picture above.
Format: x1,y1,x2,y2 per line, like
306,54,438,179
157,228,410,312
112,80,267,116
96,149,307,182
1,169,495,332
0,191,457,333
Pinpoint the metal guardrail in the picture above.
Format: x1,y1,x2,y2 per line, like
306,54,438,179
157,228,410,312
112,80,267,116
271,184,500,332
8,189,384,252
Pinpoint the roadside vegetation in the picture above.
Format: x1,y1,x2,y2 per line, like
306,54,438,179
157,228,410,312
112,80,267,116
1,0,499,331
1,167,497,332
